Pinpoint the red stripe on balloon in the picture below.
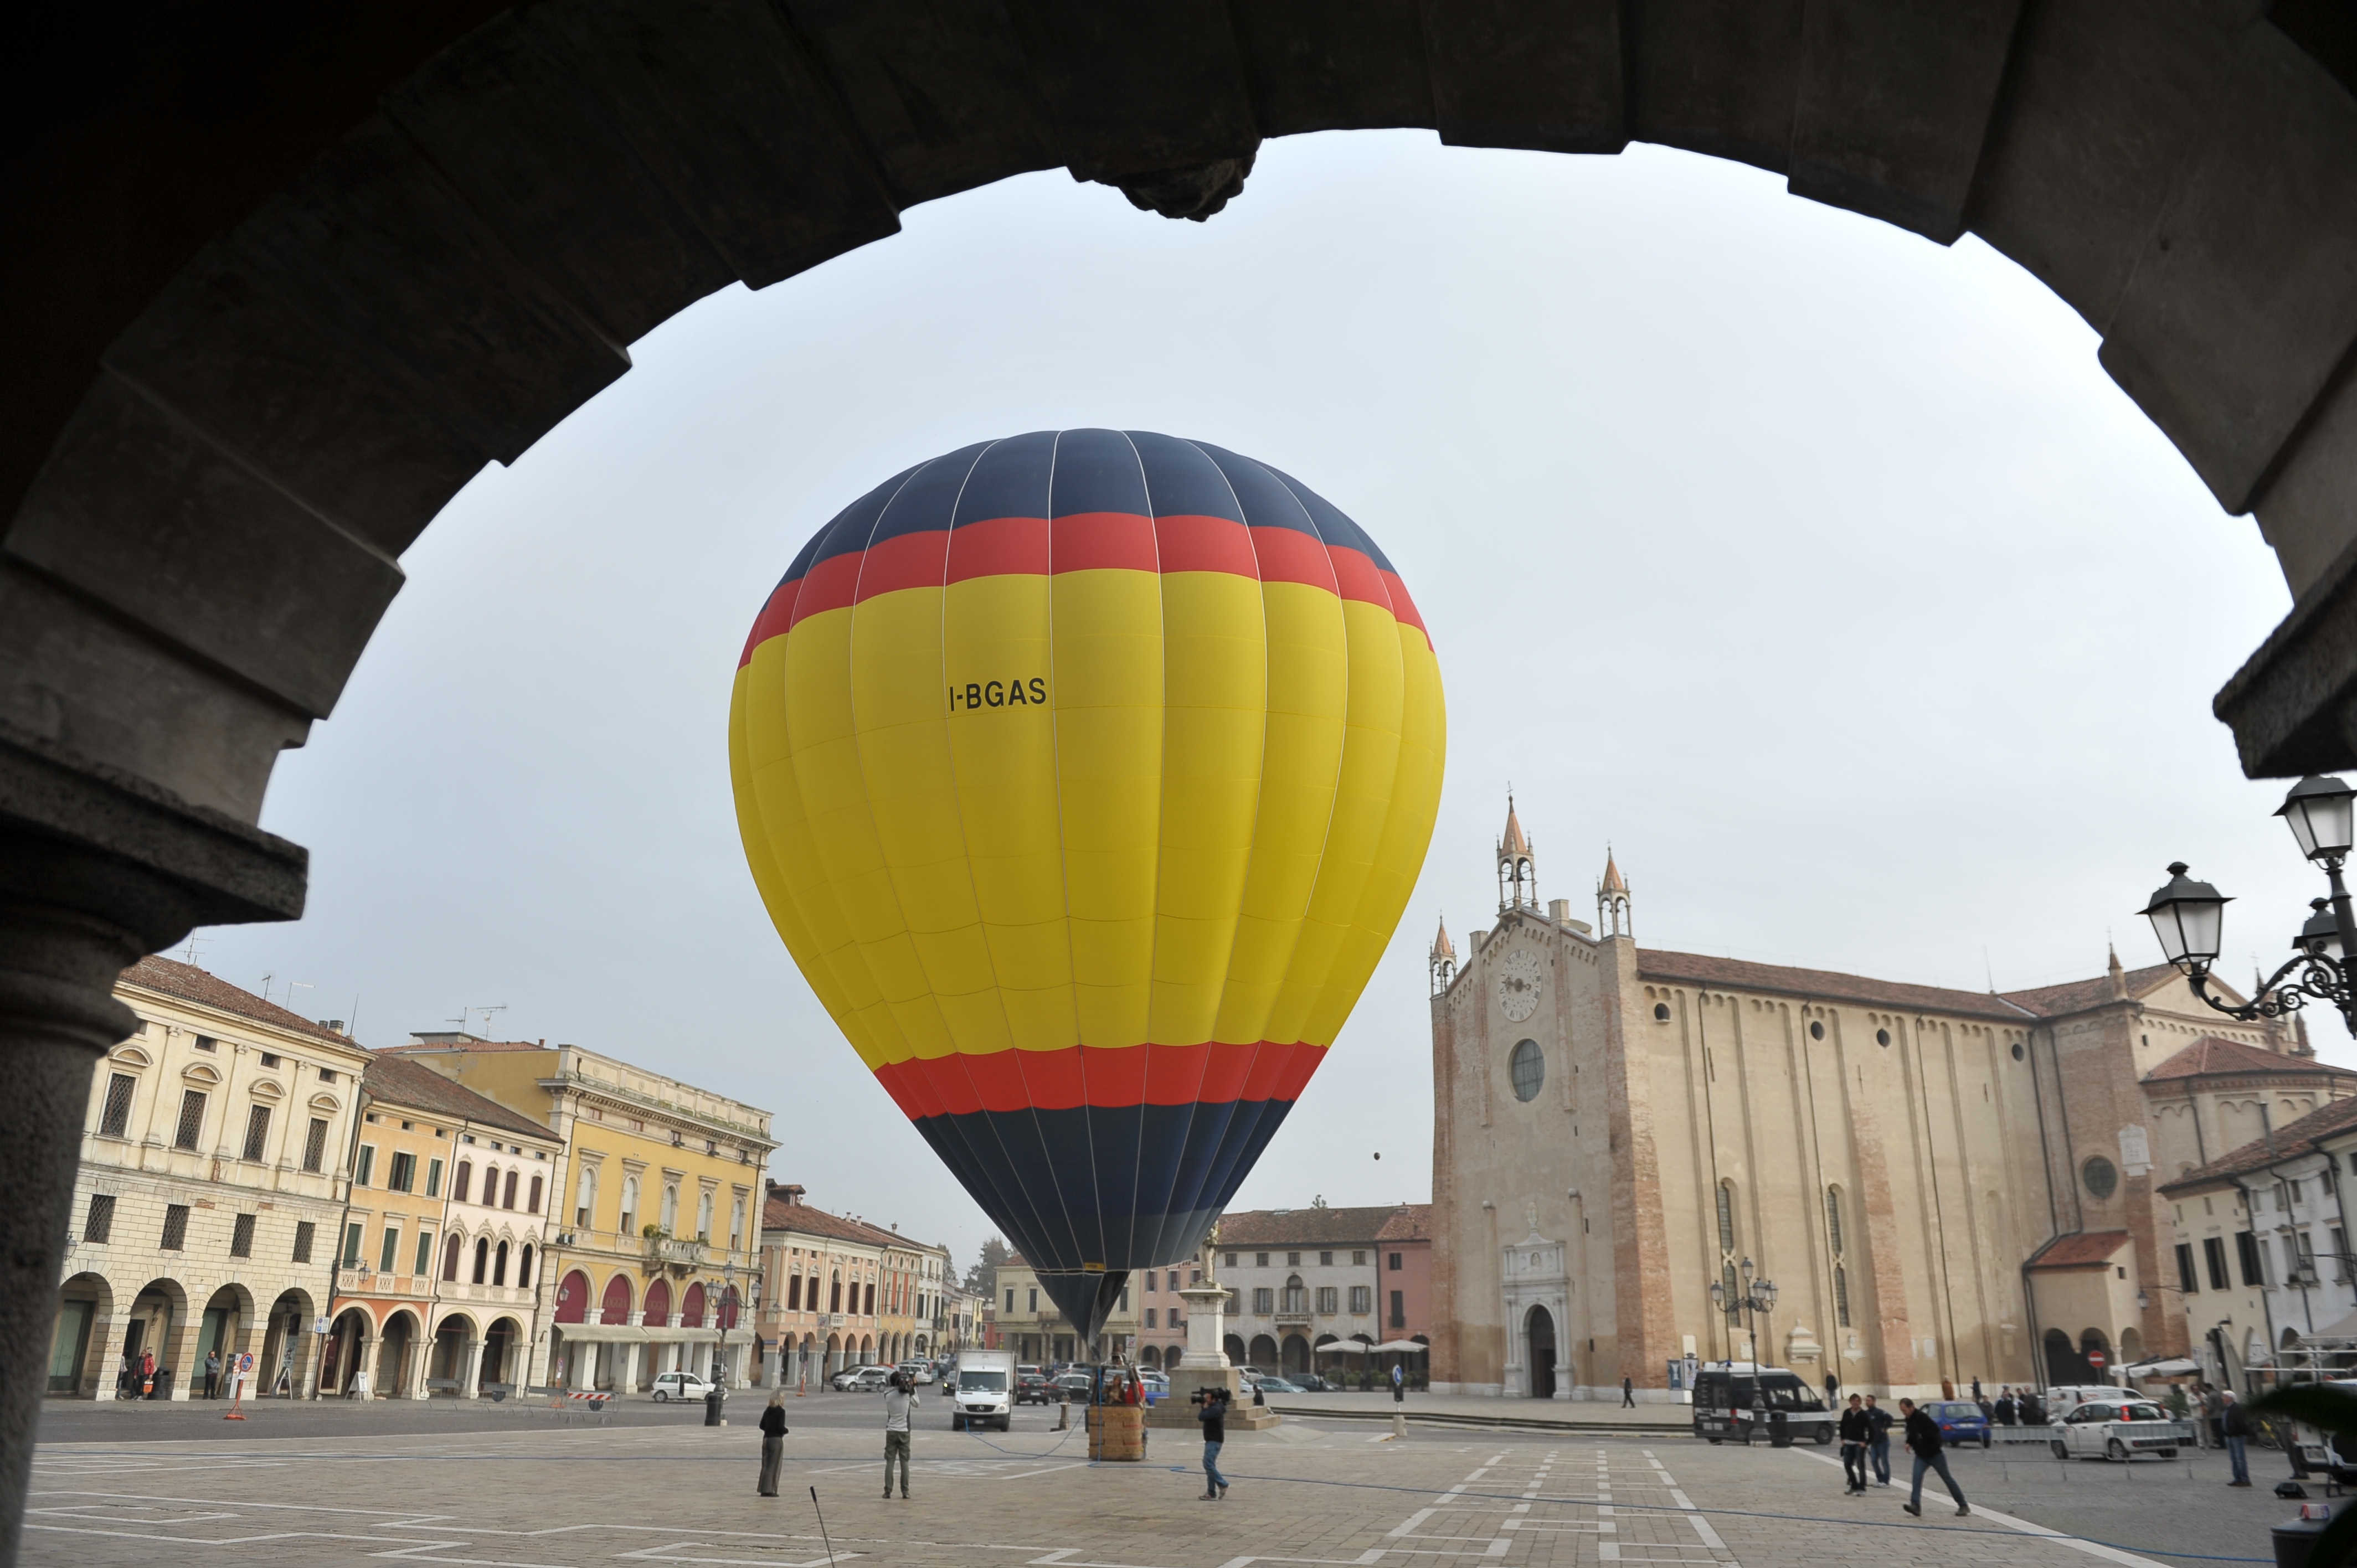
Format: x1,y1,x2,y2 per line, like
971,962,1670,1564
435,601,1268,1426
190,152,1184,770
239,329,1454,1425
1379,570,1429,642
1249,526,1339,591
789,551,864,627
1154,513,1258,577
856,529,950,602
946,515,1051,581
737,576,802,668
1324,544,1392,611
874,1041,1321,1115
1051,512,1159,573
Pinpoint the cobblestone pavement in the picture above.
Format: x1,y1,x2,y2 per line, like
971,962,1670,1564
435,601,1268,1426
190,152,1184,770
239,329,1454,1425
23,1415,2277,1568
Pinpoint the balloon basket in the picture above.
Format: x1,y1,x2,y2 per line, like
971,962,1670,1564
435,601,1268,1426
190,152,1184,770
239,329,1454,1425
1087,1405,1145,1462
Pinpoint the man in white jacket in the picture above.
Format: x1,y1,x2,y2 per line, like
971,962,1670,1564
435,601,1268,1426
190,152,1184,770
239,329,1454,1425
883,1373,918,1499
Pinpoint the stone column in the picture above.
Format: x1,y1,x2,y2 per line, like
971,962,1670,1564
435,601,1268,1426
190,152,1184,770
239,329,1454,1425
76,1313,120,1399
158,1308,202,1400
619,1340,641,1394
461,1339,485,1398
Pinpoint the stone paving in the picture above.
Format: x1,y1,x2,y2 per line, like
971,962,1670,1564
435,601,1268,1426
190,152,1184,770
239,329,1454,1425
21,1412,2279,1568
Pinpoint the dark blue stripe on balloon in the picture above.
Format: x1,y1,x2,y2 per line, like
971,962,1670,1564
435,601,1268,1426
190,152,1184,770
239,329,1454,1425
953,431,1056,527
1195,443,1323,537
1129,431,1247,523
871,442,990,545
1049,428,1149,519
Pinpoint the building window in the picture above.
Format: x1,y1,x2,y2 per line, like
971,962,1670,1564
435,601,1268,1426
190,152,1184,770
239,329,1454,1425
389,1151,416,1193
1352,1250,1366,1266
620,1174,640,1235
426,1158,443,1198
789,1277,802,1311
1254,1286,1274,1315
161,1204,189,1251
834,1277,846,1313
293,1220,315,1263
379,1225,400,1274
661,1181,679,1232
1224,1252,1238,1268
2082,1157,2119,1201
2204,1236,2231,1291
503,1169,518,1210
1144,1271,1156,1293
1316,1286,1339,1314
99,1074,136,1137
1283,1276,1306,1313
354,1144,375,1187
443,1234,462,1281
193,1035,216,1053
2177,1242,2199,1293
529,1175,543,1214
260,1052,280,1067
84,1193,115,1245
1390,1289,1404,1327
1350,1285,1371,1314
318,1067,336,1084
1257,1252,1269,1268
1833,1266,1851,1328
474,1238,489,1284
577,1167,597,1228
454,1160,472,1204
1390,1251,1403,1271
173,1089,207,1151
494,1241,509,1286
1025,1287,1035,1314
1004,1288,1013,1314
1286,1252,1300,1267
342,1223,363,1266
302,1117,328,1173
415,1230,434,1276
1145,1308,1157,1328
2237,1230,2265,1287
1825,1187,1845,1256
1509,1037,1545,1101
696,1188,713,1238
231,1213,256,1258
2335,1227,2350,1283
518,1245,533,1287
864,1283,876,1315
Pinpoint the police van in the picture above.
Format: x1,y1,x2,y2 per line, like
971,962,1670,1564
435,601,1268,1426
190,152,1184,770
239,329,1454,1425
1691,1361,1835,1445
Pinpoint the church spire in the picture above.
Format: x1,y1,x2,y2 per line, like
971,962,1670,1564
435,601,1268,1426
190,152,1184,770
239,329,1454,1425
1496,790,1536,911
1429,912,1457,997
1598,845,1632,939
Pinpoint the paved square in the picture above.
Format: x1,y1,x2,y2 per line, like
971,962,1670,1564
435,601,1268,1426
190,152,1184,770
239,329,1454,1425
23,1414,2285,1568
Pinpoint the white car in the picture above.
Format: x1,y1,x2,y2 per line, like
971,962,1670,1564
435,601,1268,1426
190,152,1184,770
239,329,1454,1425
2050,1397,2189,1461
650,1369,714,1402
896,1360,934,1386
832,1365,894,1392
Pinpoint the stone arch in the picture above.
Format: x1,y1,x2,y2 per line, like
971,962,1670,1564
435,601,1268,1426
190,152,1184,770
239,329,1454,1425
1140,1344,1161,1368
553,1268,590,1324
1248,1334,1278,1369
377,1307,423,1399
1282,1333,1310,1375
598,1273,631,1324
1224,1333,1248,1366
321,1306,374,1396
644,1277,672,1327
825,1332,842,1377
482,1315,526,1390
429,1309,479,1395
259,1287,315,1397
49,1271,112,1398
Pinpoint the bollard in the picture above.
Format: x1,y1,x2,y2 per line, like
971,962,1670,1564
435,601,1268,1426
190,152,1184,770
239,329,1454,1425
1057,1392,1069,1431
706,1386,725,1427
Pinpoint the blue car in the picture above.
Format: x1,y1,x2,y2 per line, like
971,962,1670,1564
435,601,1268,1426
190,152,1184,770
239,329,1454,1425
1929,1400,1992,1448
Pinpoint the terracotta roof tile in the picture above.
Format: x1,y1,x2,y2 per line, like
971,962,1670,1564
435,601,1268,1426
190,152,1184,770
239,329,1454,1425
1636,950,2034,1022
2144,1036,2350,1083
759,1188,923,1251
360,1052,556,1142
1216,1205,1422,1247
119,956,361,1046
2026,1230,2132,1269
1375,1205,1433,1242
1998,963,2184,1017
2160,1093,2357,1194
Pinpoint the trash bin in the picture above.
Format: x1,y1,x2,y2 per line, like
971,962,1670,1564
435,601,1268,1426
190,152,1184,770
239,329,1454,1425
153,1369,173,1401
704,1386,725,1427
2273,1500,2344,1568
1768,1409,1792,1448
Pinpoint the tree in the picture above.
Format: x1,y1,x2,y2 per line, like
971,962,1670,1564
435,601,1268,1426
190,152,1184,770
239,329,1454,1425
964,1235,1010,1295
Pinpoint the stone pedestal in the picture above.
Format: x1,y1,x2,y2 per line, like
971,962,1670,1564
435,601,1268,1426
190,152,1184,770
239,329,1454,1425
1150,1282,1277,1430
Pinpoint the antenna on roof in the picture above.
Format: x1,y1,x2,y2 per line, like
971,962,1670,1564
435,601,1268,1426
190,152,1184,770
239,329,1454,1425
1984,946,1995,993
470,1003,508,1038
179,933,209,967
259,972,274,1004
289,981,313,1012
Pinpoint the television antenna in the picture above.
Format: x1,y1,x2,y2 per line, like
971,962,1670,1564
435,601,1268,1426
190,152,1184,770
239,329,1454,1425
179,933,210,967
450,1003,509,1037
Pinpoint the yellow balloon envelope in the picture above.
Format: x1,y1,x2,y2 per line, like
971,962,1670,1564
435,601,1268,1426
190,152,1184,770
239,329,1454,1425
729,430,1443,1335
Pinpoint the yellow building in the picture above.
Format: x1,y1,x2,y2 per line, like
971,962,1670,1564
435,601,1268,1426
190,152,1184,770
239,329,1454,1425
388,1034,775,1391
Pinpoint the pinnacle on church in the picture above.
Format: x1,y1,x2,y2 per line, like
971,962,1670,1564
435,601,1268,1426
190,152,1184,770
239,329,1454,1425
1430,914,1456,962
1500,793,1531,856
1601,849,1627,895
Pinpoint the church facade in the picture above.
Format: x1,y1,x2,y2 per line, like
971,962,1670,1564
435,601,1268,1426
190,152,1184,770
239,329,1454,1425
1428,801,2354,1400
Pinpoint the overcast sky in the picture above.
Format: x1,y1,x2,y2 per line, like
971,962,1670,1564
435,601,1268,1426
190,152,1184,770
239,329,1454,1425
191,131,2316,1274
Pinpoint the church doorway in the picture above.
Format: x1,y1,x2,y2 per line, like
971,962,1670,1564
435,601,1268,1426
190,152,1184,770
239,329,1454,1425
1527,1306,1557,1399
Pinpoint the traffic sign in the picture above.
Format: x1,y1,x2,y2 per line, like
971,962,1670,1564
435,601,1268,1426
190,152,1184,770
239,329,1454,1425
2087,1351,2107,1367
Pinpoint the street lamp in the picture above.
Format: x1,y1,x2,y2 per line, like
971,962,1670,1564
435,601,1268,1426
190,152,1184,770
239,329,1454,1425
1710,1260,1778,1363
2142,776,2357,1030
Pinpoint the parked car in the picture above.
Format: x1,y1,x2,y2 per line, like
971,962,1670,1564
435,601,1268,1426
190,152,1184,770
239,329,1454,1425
2050,1397,2186,1461
1052,1371,1095,1399
896,1360,934,1386
1292,1373,1332,1392
1254,1376,1307,1394
1015,1371,1053,1405
650,1369,714,1403
1137,1370,1169,1397
1927,1400,1993,1448
832,1365,894,1392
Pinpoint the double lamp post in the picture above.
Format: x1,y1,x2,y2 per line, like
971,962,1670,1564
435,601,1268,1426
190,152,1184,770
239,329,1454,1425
1710,1258,1778,1365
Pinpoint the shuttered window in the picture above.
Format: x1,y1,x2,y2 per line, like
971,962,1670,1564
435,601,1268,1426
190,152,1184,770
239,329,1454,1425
292,1221,315,1263
302,1117,328,1173
161,1205,189,1250
173,1090,207,1151
84,1193,115,1244
230,1213,256,1258
99,1074,136,1137
243,1105,271,1162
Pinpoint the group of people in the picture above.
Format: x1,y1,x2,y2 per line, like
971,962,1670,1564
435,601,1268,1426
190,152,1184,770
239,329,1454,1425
1836,1393,1969,1517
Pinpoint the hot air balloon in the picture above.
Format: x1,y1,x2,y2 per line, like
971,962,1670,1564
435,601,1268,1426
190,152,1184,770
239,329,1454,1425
728,430,1443,1344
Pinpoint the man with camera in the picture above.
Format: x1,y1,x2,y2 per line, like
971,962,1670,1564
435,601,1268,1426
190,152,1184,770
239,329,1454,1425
1193,1385,1231,1500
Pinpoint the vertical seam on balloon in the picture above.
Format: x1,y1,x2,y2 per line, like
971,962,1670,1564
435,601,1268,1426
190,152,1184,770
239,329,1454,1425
1153,437,1271,1266
923,438,1065,1276
1270,468,1358,1040
1118,427,1164,1277
1030,429,1093,1277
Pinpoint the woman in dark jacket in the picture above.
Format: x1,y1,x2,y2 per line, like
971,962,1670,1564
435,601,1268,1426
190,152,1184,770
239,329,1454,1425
758,1389,789,1497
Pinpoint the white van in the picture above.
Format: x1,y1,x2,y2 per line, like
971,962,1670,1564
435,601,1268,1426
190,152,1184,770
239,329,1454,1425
949,1350,1015,1431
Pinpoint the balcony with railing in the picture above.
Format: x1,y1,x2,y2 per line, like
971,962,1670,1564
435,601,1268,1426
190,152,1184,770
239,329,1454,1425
645,1234,707,1268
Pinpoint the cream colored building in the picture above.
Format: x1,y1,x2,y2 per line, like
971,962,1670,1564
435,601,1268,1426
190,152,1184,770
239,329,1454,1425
754,1183,951,1383
49,958,372,1400
993,1252,1140,1364
1430,799,2333,1401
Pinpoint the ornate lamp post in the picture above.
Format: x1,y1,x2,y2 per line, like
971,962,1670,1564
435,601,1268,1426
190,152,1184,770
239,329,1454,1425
2141,775,2357,1029
1708,1258,1779,1364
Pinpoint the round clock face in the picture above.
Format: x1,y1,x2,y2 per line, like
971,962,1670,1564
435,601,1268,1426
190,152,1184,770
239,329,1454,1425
1496,949,1543,1022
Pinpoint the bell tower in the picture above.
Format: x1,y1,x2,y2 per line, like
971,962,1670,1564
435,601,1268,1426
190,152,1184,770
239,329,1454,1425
1497,793,1536,911
1598,849,1632,938
1429,914,1457,996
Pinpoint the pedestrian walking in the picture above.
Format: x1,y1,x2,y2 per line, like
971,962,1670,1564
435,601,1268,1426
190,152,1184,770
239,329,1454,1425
1622,1376,1635,1409
1839,1395,1871,1494
141,1348,156,1399
1864,1394,1893,1485
1197,1385,1231,1499
1898,1397,1969,1518
204,1349,220,1400
758,1389,788,1497
1826,1371,1840,1404
1970,1376,1983,1404
2222,1389,2252,1487
882,1371,917,1499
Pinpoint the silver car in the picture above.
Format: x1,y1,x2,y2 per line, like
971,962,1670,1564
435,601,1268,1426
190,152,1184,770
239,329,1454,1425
2050,1397,2189,1461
